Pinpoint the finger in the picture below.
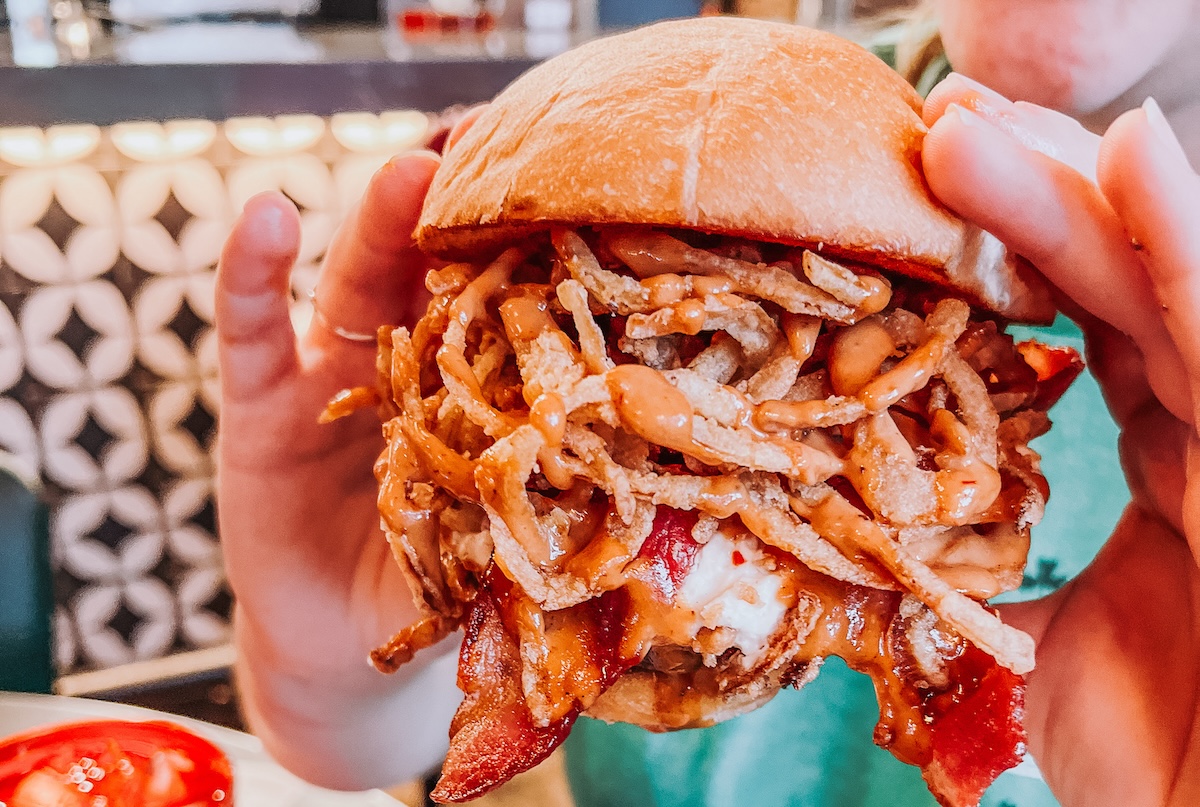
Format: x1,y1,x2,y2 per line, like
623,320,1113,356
995,584,1072,650
924,73,1100,180
1077,316,1156,428
308,150,440,351
445,104,488,154
923,103,1194,422
1098,102,1200,419
1188,435,1200,557
1119,402,1189,537
216,192,302,403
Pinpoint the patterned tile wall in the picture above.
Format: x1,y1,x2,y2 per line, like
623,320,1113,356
0,110,436,674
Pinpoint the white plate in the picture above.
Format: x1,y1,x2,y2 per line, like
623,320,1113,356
0,692,400,807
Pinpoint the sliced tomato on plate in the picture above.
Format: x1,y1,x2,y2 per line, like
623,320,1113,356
0,718,233,806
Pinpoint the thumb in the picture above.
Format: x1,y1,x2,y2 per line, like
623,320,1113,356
216,192,302,404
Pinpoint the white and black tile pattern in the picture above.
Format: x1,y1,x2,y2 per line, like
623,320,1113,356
0,110,435,673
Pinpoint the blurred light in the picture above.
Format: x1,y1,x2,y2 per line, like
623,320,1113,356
117,22,325,65
111,120,217,161
484,31,509,58
8,0,58,67
0,124,102,167
53,0,100,61
430,0,479,14
524,28,570,58
525,0,572,30
330,110,430,154
110,0,319,25
225,115,325,156
61,18,92,59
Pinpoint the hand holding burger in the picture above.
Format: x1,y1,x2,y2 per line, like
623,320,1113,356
215,154,462,789
923,71,1200,807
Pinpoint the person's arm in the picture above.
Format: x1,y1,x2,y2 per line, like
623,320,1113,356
215,153,460,790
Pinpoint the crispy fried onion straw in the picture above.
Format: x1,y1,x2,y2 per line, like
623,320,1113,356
341,226,1062,682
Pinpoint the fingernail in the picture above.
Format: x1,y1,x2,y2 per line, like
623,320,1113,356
944,73,1049,153
386,149,433,164
943,102,1025,154
1142,97,1192,167
945,102,1016,139
946,72,1013,116
946,102,1069,165
243,190,277,212
384,149,442,172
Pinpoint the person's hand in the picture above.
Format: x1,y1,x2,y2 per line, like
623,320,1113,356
214,150,461,790
922,73,1200,806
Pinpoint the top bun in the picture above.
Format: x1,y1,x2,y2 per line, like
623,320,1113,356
416,17,1054,323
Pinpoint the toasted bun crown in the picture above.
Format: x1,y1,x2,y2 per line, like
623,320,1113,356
417,17,1053,322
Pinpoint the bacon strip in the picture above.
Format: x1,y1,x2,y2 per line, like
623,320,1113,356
1017,340,1085,411
627,507,701,601
432,590,573,803
434,569,638,803
772,559,1027,807
921,648,1027,807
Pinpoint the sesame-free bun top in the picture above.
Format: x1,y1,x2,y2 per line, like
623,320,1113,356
416,17,1053,323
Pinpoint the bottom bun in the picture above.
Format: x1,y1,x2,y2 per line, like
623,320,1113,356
585,594,825,731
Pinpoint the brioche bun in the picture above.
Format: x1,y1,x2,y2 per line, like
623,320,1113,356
416,17,1053,323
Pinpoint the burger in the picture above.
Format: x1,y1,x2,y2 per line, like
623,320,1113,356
329,17,1081,807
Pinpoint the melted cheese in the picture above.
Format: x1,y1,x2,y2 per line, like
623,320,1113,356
676,527,787,664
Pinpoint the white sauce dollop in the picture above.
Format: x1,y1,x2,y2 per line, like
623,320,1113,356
675,527,788,664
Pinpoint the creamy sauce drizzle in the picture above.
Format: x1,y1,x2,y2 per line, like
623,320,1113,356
859,335,948,411
606,364,695,449
400,416,478,500
378,229,1045,772
641,273,734,308
856,276,893,315
781,313,822,363
531,393,567,447
607,364,842,482
829,317,896,396
533,392,576,490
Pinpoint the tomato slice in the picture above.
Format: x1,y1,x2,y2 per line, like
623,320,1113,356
0,719,233,806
